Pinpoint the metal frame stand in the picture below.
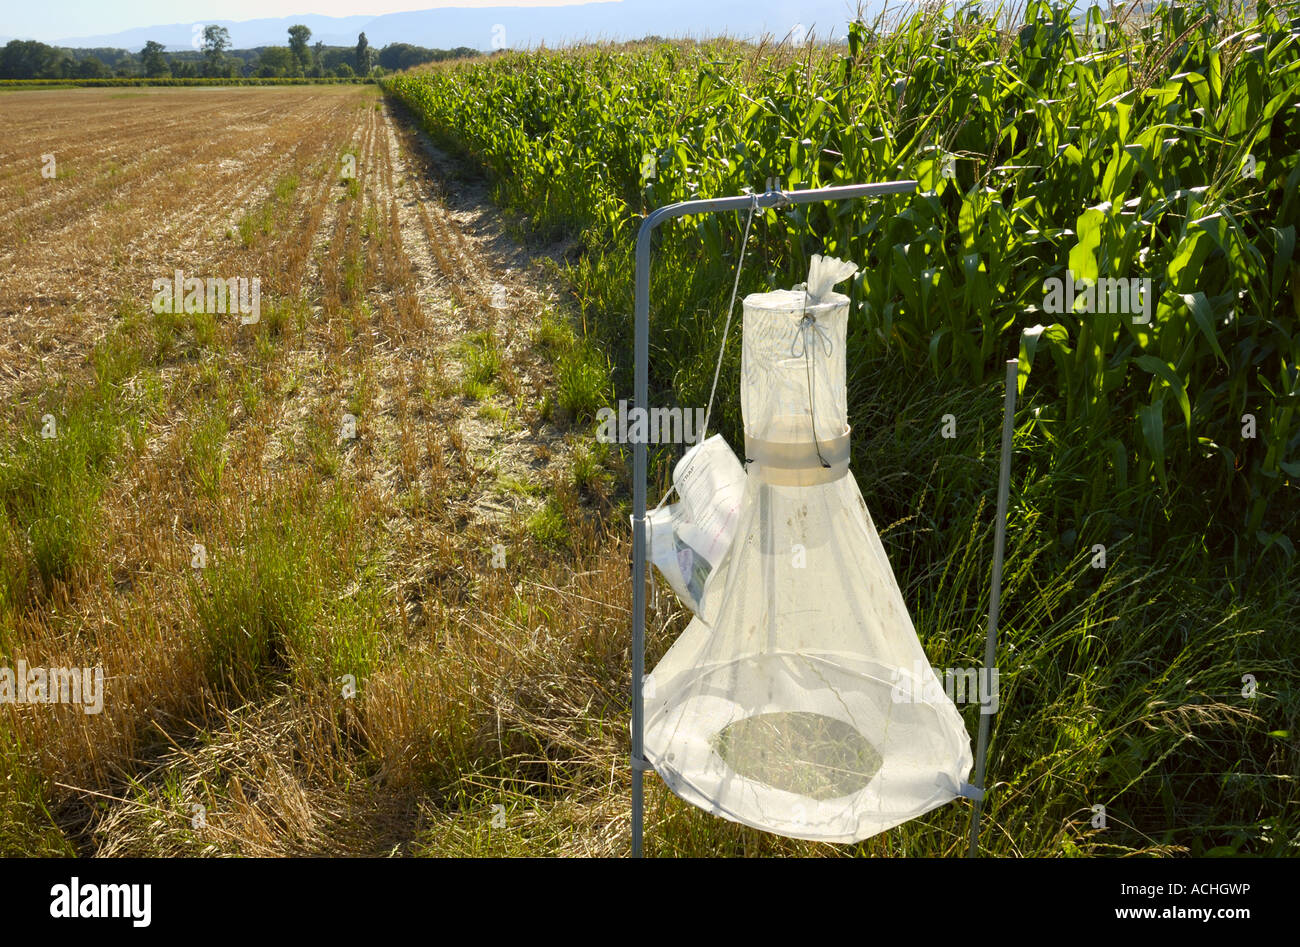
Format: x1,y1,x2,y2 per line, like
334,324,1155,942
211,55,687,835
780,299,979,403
629,180,916,857
967,359,1018,856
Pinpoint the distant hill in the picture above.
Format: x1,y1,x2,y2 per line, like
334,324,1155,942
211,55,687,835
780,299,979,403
49,1,868,52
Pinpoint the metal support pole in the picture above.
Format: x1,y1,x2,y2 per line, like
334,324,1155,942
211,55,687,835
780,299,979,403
629,179,916,857
968,358,1018,857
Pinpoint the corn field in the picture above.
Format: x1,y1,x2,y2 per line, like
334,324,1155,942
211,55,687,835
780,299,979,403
386,0,1299,565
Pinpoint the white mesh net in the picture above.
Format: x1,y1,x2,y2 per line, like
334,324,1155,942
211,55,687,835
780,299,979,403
642,257,973,843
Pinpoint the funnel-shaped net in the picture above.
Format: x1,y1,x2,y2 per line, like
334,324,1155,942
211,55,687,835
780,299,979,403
643,283,972,843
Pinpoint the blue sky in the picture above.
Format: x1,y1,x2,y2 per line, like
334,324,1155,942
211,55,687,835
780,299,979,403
6,0,616,43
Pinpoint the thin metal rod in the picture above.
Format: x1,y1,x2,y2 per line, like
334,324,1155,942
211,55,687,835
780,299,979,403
968,358,1018,857
630,180,916,857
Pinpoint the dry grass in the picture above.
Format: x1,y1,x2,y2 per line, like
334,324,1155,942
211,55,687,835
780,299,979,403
0,85,630,857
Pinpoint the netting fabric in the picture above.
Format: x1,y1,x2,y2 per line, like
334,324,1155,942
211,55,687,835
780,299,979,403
642,258,972,843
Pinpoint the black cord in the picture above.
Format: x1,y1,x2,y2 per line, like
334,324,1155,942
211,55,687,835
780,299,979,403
797,292,832,469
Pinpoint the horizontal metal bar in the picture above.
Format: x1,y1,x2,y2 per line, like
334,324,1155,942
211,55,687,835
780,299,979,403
641,179,918,234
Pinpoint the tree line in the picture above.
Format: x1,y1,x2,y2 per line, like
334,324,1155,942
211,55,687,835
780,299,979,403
0,27,477,80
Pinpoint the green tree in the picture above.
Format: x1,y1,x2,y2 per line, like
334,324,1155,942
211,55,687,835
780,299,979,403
376,43,444,72
287,24,312,76
0,40,63,79
256,46,294,77
201,25,230,77
141,40,170,78
76,55,109,79
355,32,370,74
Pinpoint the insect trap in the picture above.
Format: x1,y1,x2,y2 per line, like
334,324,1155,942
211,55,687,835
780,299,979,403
642,255,972,842
628,181,1011,854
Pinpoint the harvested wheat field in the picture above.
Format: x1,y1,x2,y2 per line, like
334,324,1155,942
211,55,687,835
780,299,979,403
0,85,648,856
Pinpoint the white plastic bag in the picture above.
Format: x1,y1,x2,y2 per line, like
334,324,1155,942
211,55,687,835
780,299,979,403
641,434,745,614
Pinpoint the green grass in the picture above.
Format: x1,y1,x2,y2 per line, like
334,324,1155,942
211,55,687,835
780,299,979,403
0,309,149,613
184,408,230,500
189,480,384,693
534,309,576,355
496,472,543,497
459,329,502,400
528,308,611,424
304,410,343,478
237,171,302,247
476,402,508,425
0,408,110,597
0,736,78,857
346,366,375,419
526,497,570,550
555,343,611,423
237,205,275,246
570,440,613,497
273,173,300,204
258,295,301,339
